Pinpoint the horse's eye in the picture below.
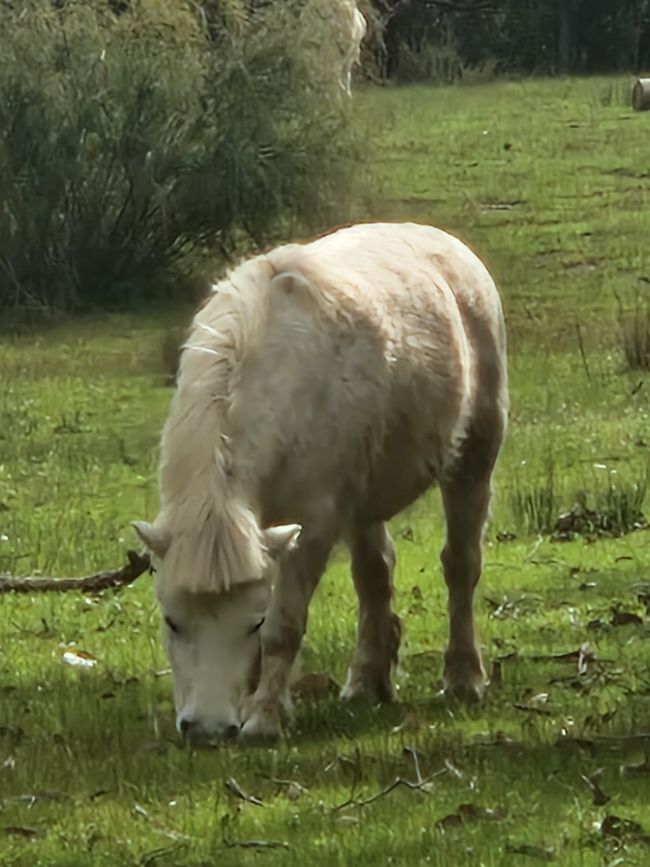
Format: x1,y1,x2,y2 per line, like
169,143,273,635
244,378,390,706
164,615,180,635
248,617,265,636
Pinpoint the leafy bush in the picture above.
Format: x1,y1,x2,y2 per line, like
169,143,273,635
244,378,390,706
0,0,362,311
392,37,464,85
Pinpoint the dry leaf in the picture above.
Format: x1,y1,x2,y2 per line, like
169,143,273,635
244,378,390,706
133,803,150,820
284,782,304,802
529,644,595,665
437,812,464,830
225,777,263,806
3,825,40,839
0,725,22,741
437,802,505,829
444,759,464,780
292,673,339,700
611,611,643,626
3,790,68,807
225,840,289,850
505,843,555,861
271,778,308,801
62,649,98,669
601,815,644,838
390,711,421,734
514,701,553,716
622,757,650,775
496,530,517,542
140,843,187,867
334,813,360,825
580,770,610,805
457,803,506,821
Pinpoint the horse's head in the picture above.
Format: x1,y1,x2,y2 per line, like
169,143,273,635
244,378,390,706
132,520,301,743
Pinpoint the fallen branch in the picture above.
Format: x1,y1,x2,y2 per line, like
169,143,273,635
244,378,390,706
332,748,447,812
332,772,444,812
0,550,151,594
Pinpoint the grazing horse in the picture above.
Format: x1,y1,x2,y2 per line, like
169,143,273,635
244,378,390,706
133,221,508,742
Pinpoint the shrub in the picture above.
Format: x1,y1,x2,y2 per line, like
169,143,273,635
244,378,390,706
0,0,362,311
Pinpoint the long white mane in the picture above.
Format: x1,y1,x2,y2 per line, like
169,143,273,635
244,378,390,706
156,255,276,594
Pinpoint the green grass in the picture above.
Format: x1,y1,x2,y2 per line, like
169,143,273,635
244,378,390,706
1,76,650,866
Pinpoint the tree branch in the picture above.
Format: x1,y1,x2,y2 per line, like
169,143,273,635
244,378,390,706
0,550,151,594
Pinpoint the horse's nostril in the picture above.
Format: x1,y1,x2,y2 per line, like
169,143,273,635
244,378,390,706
179,717,239,742
223,724,240,740
179,717,196,738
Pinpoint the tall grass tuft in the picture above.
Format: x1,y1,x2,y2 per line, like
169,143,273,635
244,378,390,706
508,455,558,536
615,289,650,371
509,457,648,539
0,0,362,312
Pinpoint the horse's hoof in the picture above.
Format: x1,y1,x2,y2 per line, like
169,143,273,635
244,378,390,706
340,678,394,704
239,706,286,741
442,677,486,704
443,648,487,704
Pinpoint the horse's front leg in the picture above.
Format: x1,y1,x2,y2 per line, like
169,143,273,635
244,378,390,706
240,536,332,739
340,521,401,703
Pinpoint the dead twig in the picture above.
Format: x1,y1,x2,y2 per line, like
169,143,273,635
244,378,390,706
580,770,610,806
224,777,264,807
332,749,447,813
333,776,432,812
575,321,592,383
0,550,151,595
225,840,289,850
513,702,554,716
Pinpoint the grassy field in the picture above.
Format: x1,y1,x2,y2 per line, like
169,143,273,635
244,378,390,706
1,76,649,866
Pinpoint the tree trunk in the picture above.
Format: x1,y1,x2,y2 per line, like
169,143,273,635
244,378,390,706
558,0,577,74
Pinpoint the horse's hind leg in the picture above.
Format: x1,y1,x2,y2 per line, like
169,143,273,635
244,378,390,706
340,522,401,703
440,432,500,702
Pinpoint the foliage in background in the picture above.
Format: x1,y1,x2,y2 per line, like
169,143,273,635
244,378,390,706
0,0,362,311
375,0,650,82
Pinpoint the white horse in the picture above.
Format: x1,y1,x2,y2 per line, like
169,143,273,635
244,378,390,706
340,3,367,96
293,0,367,97
133,221,508,742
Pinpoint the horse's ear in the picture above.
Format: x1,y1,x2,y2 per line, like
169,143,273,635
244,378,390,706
263,524,302,559
131,521,171,558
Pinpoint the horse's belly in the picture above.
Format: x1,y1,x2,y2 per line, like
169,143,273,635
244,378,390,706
355,441,440,524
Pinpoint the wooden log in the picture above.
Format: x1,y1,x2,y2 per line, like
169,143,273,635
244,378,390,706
632,78,650,111
0,550,151,594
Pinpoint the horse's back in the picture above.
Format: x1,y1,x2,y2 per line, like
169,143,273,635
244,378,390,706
217,223,507,526
265,220,507,427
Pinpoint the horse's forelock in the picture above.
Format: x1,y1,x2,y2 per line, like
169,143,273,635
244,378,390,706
159,496,267,595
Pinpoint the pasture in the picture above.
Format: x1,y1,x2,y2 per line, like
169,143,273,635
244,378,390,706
1,76,649,866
